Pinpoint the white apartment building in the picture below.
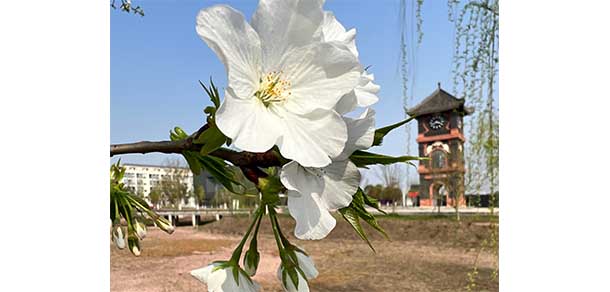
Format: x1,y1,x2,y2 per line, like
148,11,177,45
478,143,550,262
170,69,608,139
121,163,195,208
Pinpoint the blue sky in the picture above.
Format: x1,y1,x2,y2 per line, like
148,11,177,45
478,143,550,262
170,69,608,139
111,0,459,183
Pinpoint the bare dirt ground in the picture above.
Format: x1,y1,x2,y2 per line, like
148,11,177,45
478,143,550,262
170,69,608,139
111,214,498,292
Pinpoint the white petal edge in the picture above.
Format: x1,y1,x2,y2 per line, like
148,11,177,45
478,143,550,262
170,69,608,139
280,161,324,195
287,190,336,240
252,0,324,71
335,108,376,160
316,11,358,57
278,42,361,115
319,160,360,210
196,5,262,99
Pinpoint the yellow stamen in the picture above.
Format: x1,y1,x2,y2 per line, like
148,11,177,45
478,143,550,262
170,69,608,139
255,71,291,106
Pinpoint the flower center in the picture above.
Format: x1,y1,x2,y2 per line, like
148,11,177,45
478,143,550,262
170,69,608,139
255,71,291,107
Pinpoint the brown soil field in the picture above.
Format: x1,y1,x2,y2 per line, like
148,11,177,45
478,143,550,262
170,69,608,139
111,214,498,292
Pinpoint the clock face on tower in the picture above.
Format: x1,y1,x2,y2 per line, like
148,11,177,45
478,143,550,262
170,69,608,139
428,115,446,130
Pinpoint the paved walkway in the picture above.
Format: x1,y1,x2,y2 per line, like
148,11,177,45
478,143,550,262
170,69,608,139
370,206,499,215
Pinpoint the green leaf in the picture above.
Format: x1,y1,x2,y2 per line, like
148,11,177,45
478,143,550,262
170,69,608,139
372,117,415,146
351,189,389,239
199,78,221,109
197,155,243,194
194,125,227,156
170,126,189,141
362,192,387,215
183,152,202,175
349,150,424,167
339,207,375,252
340,189,391,251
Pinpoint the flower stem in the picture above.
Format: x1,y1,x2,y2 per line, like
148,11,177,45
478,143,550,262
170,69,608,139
249,208,264,250
268,206,286,254
230,206,263,263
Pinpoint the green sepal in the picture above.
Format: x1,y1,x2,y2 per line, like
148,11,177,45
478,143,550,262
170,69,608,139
211,261,232,272
349,150,425,167
258,175,283,205
232,265,240,286
372,117,415,146
282,264,301,290
127,231,141,256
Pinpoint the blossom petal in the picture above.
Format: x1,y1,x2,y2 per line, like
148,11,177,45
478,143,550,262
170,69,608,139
252,0,324,70
334,72,379,115
280,161,324,195
316,11,358,57
216,88,281,153
335,108,376,160
278,42,361,115
196,5,262,99
354,72,380,107
295,251,319,280
319,160,360,210
287,190,336,240
207,267,230,291
190,263,217,285
275,108,347,168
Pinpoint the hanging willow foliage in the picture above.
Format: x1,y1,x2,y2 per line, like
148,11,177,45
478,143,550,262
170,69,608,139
449,0,499,201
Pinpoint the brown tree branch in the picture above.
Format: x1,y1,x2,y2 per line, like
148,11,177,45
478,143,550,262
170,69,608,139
110,139,284,168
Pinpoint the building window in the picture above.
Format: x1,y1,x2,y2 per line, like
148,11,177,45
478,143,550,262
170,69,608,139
431,150,447,169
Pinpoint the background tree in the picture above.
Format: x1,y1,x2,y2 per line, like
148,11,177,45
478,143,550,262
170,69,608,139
148,187,162,209
156,159,191,208
194,185,206,207
362,164,408,207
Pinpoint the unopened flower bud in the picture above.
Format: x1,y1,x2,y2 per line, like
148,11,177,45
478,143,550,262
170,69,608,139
243,249,260,276
112,226,126,249
277,263,309,292
293,249,318,280
127,233,141,256
135,220,147,239
155,216,175,234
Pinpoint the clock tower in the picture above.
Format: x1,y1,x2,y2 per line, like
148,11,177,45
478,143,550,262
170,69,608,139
407,84,473,207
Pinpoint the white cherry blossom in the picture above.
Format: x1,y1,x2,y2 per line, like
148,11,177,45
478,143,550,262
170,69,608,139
196,0,362,167
191,263,260,292
315,11,380,115
280,109,376,239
